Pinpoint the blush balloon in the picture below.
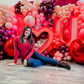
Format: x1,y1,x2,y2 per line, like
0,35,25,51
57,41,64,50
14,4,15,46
24,15,35,27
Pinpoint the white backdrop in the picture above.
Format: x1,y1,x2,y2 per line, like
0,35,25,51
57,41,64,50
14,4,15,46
0,0,84,6
80,0,84,2
0,0,34,6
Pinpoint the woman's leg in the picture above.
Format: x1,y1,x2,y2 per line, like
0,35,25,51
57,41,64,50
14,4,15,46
32,51,71,70
21,57,44,67
32,51,58,66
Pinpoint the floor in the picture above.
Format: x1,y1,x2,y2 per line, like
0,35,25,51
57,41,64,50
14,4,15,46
0,58,84,84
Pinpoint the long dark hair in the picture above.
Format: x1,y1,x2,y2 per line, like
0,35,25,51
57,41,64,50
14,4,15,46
20,26,33,48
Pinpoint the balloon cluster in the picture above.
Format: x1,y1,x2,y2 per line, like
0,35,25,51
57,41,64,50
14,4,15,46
21,0,37,16
20,0,46,29
14,1,23,14
0,4,17,31
74,1,84,38
63,52,72,61
38,0,56,20
52,44,72,62
0,26,16,59
58,44,72,61
33,13,45,30
47,34,63,57
52,34,63,48
0,5,15,25
58,44,69,54
41,50,50,58
35,38,47,50
53,51,63,62
47,34,72,62
33,0,42,9
55,4,75,23
34,32,48,50
24,12,45,29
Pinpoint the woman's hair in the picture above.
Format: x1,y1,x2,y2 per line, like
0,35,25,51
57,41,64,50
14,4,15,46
20,26,33,48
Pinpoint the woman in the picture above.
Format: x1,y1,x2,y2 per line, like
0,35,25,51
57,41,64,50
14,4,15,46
7,26,71,70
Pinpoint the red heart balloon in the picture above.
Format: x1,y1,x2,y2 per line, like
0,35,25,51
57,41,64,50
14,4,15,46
70,38,84,64
4,38,15,57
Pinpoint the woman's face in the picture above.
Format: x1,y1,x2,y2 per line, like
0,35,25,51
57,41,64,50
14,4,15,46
24,28,31,37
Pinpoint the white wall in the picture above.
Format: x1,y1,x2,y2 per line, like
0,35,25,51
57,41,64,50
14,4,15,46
0,0,84,6
0,0,34,6
80,0,84,2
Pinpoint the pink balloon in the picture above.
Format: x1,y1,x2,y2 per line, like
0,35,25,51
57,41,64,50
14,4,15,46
78,20,82,25
78,28,84,38
40,17,45,22
5,22,12,29
77,26,81,30
36,23,40,26
36,19,40,23
12,25,17,31
40,13,44,17
81,23,84,27
28,12,32,15
80,6,84,13
74,10,80,16
42,20,49,26
35,26,39,30
31,5,37,12
36,15,40,19
12,18,17,25
54,53,59,57
64,29,69,35
24,15,35,27
2,4,8,9
78,14,82,20
67,56,71,61
59,53,63,58
77,1,81,6
74,6,80,11
57,57,61,62
53,57,56,60
8,6,15,12
82,14,84,20
63,57,67,61
32,11,38,18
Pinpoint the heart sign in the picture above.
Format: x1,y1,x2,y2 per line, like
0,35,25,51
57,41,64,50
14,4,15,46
32,27,54,53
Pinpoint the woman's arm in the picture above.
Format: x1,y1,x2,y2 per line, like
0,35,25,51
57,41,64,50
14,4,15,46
23,39,35,66
13,37,19,64
25,39,35,61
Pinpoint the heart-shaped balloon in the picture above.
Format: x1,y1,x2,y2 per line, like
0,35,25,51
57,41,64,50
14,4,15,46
70,38,84,64
4,38,15,57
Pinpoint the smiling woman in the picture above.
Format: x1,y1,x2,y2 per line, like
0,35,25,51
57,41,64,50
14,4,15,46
7,26,71,70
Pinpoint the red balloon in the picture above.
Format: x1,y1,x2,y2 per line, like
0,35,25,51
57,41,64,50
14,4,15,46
4,38,15,57
47,44,58,57
70,38,84,64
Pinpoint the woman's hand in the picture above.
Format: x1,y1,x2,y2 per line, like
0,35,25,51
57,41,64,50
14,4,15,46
23,59,27,66
7,63,15,66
